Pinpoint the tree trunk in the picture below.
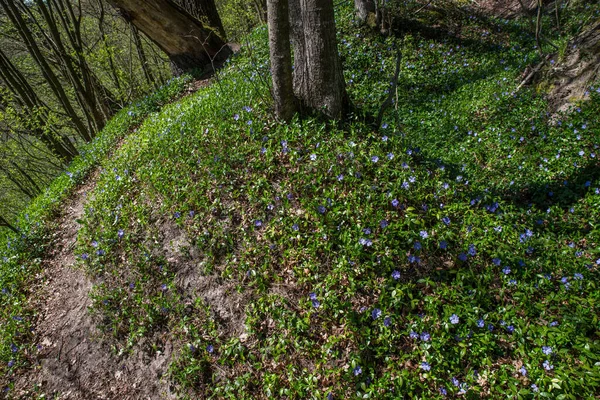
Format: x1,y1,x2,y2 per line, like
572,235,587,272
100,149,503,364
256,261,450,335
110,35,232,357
131,24,158,89
106,0,231,75
267,0,297,121
289,0,349,119
175,0,227,40
0,215,18,234
354,0,376,25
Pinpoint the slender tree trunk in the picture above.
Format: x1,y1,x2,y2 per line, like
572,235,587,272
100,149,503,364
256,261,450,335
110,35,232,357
106,0,231,75
0,0,92,142
289,0,349,119
131,24,158,89
267,0,297,121
0,215,18,234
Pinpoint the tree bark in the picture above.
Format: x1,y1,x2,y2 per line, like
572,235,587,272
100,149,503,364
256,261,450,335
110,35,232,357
106,0,231,75
0,215,18,234
267,0,297,121
174,0,227,40
289,0,349,119
354,0,376,25
131,23,158,89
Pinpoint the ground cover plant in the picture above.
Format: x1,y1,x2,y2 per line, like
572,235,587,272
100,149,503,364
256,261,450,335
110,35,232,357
0,76,189,382
3,0,600,398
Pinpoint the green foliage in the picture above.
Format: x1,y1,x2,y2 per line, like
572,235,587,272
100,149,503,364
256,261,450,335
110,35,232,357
4,1,600,398
0,76,188,383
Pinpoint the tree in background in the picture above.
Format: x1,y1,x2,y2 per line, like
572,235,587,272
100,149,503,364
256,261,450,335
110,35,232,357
106,0,231,75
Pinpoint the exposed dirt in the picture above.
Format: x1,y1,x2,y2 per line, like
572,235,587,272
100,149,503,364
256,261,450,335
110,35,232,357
8,77,227,399
156,216,248,338
11,173,176,400
475,0,538,18
543,21,600,113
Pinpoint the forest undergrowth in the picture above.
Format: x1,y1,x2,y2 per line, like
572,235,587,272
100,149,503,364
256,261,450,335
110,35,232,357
2,1,600,398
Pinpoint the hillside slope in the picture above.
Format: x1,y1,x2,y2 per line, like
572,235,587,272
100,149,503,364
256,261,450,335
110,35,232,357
3,2,600,399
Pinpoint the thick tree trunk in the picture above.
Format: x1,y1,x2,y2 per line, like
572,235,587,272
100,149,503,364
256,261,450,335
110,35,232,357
107,0,231,75
267,0,297,121
289,0,349,119
175,0,227,40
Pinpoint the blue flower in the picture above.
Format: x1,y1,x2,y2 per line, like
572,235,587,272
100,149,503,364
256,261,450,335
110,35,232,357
384,317,391,327
254,220,263,227
439,387,447,396
442,216,450,225
439,240,448,249
80,253,89,260
519,366,527,376
353,366,362,376
420,362,431,371
506,325,515,333
380,220,389,229
371,155,379,163
161,284,168,292
414,241,422,251
467,244,476,256
420,331,430,341
391,270,401,280
492,258,501,266
458,253,467,262
10,344,17,353
531,384,539,392
502,266,511,275
477,319,485,328
409,330,419,339
574,273,583,280
549,321,559,327
359,238,373,247
337,174,344,181
543,360,554,371
372,308,382,320
487,323,494,332
452,377,460,387
317,205,327,214
419,230,428,239
391,199,399,207
387,152,394,160
542,346,552,355
450,314,459,324
292,224,299,231
206,344,214,353
174,211,181,219
310,153,317,161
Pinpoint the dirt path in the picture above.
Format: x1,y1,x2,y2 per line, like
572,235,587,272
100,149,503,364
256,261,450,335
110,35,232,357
13,174,175,400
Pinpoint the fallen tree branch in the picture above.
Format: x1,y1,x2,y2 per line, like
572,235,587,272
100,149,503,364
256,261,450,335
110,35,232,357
375,49,402,130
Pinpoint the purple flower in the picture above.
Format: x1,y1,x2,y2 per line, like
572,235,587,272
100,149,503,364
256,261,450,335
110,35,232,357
174,211,181,219
450,314,459,324
207,344,214,353
420,331,431,341
492,258,501,266
519,366,527,376
387,152,394,160
391,199,399,207
542,346,552,355
161,284,168,292
359,238,373,247
439,240,448,249
477,319,485,328
409,330,419,339
420,362,431,371
254,220,263,227
383,317,391,327
80,253,89,260
543,360,553,371
458,253,467,262
310,153,317,161
317,205,327,214
439,387,447,396
371,155,379,163
531,384,539,392
118,229,124,239
419,230,428,239
353,366,362,376
10,344,18,353
372,308,382,320
414,241,422,251
391,270,401,280
442,216,450,225
292,224,299,231
452,377,460,387
380,220,389,229
507,325,515,333
502,266,511,275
